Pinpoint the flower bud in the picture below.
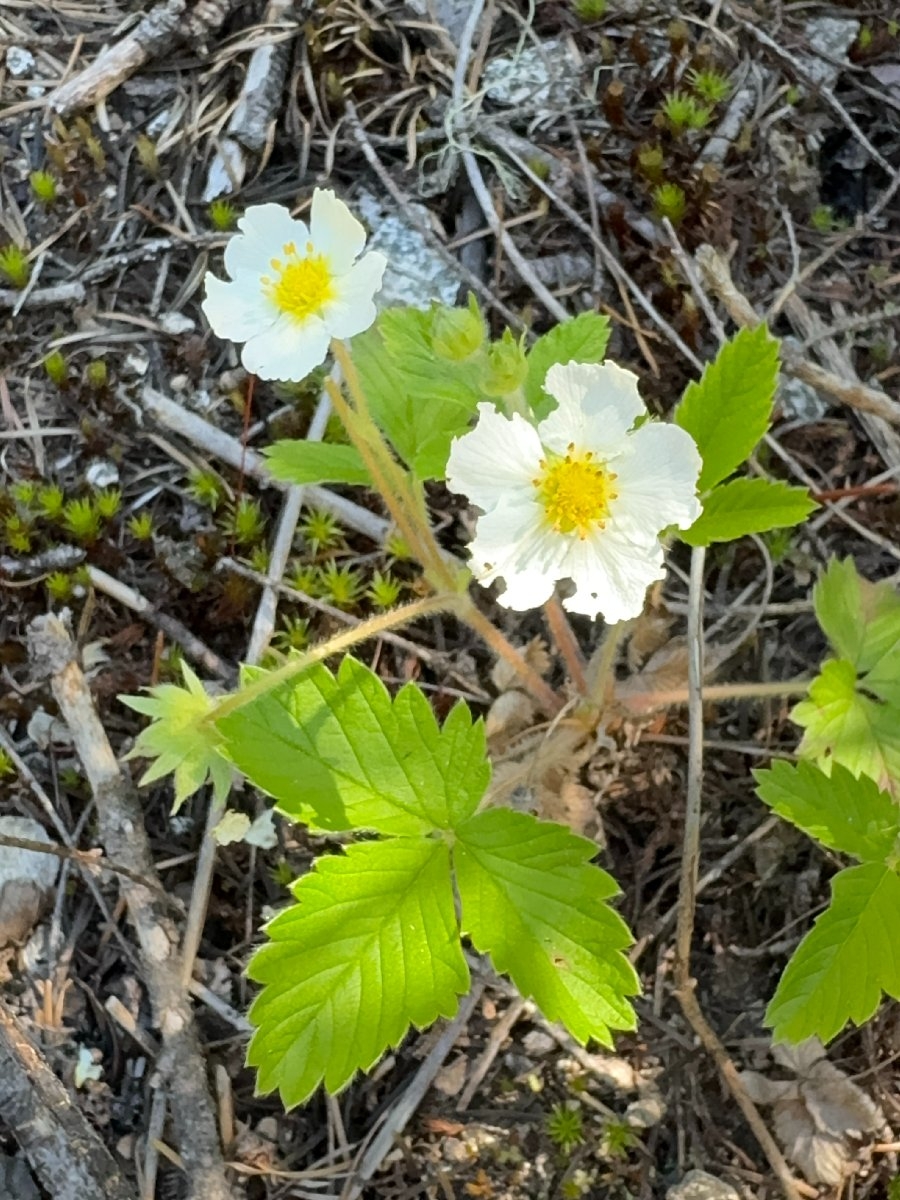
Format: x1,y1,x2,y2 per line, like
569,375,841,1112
431,295,486,362
482,328,527,396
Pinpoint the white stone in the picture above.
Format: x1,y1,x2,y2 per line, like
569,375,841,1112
799,18,859,90
5,47,36,78
356,189,459,309
666,1170,741,1200
85,458,120,488
482,39,579,111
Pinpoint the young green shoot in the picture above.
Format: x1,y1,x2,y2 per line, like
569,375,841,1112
128,512,155,540
661,90,714,133
208,198,238,231
652,182,687,224
318,561,364,610
46,571,73,603
688,67,731,104
63,497,102,543
0,244,30,289
93,488,122,521
272,614,311,654
366,569,404,610
43,350,68,387
187,468,223,510
547,1104,584,1153
38,484,65,520
224,496,266,546
29,170,58,205
300,508,344,556
0,748,14,780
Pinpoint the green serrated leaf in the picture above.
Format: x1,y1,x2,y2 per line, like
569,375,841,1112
766,862,900,1044
813,558,900,702
524,312,611,418
264,440,372,487
754,759,900,863
120,662,232,810
681,477,816,546
217,656,490,834
247,837,468,1106
353,308,483,479
674,324,780,492
454,809,639,1046
792,658,900,798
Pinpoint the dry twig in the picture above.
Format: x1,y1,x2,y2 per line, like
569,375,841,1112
0,999,133,1200
27,613,236,1200
47,0,235,117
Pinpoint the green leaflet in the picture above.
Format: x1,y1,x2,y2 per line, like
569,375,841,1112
792,659,900,798
754,759,900,866
455,808,639,1046
813,558,900,700
765,863,900,1044
674,324,779,493
247,837,468,1107
121,661,232,810
352,307,484,480
523,312,611,418
681,476,816,546
264,440,372,488
216,656,490,835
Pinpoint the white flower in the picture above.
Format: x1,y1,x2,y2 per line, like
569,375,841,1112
445,360,702,621
201,190,387,382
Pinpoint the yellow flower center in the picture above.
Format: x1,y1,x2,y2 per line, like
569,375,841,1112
262,241,336,322
535,444,618,537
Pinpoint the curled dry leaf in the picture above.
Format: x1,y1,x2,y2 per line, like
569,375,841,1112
0,816,60,948
740,1038,882,1185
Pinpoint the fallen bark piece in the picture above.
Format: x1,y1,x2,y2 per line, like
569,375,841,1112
47,0,234,117
0,1000,133,1200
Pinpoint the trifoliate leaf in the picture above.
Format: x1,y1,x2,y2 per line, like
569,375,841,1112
247,837,468,1106
353,307,483,480
454,809,639,1046
524,312,611,419
681,477,816,546
766,862,900,1044
216,656,490,835
121,662,232,810
754,760,900,864
674,324,780,492
792,658,900,798
264,440,371,487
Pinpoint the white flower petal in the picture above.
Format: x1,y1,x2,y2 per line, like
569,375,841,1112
224,204,309,278
446,405,543,511
466,507,565,611
541,361,644,454
562,528,666,621
202,274,275,341
310,188,366,272
324,252,388,338
241,314,331,382
608,422,702,540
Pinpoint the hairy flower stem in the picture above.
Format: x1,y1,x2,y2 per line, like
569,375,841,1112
620,677,812,713
329,340,453,589
330,339,564,716
586,620,629,708
460,597,564,716
206,595,458,725
543,596,588,696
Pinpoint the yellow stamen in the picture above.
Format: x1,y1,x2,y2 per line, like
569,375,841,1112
535,444,617,537
263,241,336,322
